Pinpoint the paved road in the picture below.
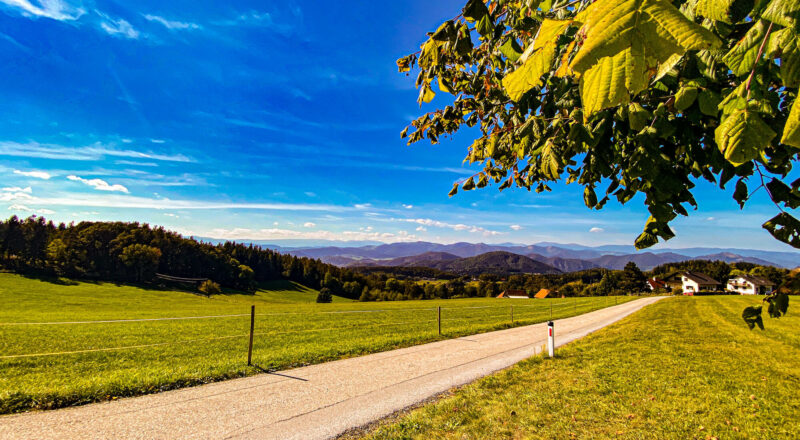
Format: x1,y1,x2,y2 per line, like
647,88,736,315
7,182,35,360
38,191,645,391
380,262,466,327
0,297,664,440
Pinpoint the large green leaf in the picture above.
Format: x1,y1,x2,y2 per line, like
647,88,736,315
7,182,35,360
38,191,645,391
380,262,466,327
540,141,561,179
569,0,720,117
742,305,764,330
714,108,777,165
503,19,571,102
763,212,800,247
695,0,755,23
723,20,770,76
782,97,800,148
762,0,800,29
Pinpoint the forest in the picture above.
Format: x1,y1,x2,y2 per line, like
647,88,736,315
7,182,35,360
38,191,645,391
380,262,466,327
0,216,787,301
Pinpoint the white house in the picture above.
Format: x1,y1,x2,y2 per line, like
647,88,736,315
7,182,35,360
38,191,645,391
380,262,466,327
680,272,720,295
726,275,774,295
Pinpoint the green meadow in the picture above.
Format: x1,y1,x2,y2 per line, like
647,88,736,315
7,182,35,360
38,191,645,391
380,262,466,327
0,272,632,414
356,296,800,440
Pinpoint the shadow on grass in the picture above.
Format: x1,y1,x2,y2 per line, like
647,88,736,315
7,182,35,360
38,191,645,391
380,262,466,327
251,364,309,382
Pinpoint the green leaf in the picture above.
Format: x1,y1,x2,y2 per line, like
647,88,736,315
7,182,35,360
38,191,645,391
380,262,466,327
766,178,800,208
462,176,476,191
635,231,659,249
781,95,800,148
418,83,436,104
570,0,721,117
503,19,571,102
674,86,699,111
714,109,777,165
767,28,800,87
584,186,598,208
761,0,800,29
765,293,789,318
540,141,561,179
742,305,764,330
477,14,495,37
763,212,800,247
723,20,769,76
463,0,490,22
698,89,722,116
448,183,459,197
696,0,755,23
500,37,523,62
628,103,651,131
734,178,749,208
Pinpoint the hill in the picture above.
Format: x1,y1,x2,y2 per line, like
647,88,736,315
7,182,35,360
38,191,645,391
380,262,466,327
429,251,560,276
527,253,599,272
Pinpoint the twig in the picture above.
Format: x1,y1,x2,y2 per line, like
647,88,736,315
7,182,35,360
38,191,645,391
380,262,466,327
746,22,773,101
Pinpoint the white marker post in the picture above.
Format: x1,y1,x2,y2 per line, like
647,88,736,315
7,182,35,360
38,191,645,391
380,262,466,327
547,321,555,358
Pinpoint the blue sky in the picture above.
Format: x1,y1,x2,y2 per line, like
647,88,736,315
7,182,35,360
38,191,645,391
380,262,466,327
0,0,793,250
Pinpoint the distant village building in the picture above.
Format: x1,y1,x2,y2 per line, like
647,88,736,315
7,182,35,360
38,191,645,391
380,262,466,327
726,275,774,295
497,289,529,299
534,289,552,299
679,272,720,295
646,277,668,291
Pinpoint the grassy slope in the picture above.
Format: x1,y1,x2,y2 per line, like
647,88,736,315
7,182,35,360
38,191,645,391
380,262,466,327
356,296,800,440
0,273,633,414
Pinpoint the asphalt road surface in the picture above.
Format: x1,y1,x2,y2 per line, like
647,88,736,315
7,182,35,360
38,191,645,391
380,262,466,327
0,296,664,440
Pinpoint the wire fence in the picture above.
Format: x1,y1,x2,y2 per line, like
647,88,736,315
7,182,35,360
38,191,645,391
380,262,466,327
0,296,634,362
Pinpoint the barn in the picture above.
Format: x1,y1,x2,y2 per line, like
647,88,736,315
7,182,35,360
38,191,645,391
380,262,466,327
497,289,529,299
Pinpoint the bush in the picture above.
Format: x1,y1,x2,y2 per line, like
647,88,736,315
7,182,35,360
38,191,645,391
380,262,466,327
198,280,222,295
316,287,333,303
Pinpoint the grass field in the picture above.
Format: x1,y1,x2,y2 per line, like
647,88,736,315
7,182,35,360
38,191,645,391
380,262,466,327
0,273,634,414
355,296,800,440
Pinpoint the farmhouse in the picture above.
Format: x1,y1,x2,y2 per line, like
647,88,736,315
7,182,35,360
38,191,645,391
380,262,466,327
726,275,774,295
497,289,529,299
646,277,668,291
680,272,720,295
534,288,552,299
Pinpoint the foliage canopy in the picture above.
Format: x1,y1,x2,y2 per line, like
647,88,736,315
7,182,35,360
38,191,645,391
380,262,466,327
398,0,800,250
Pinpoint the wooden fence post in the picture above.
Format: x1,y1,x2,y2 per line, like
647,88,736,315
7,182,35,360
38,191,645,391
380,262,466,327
437,306,441,336
247,305,255,366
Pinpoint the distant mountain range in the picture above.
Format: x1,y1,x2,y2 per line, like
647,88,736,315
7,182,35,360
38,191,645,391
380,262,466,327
264,241,800,272
349,251,560,276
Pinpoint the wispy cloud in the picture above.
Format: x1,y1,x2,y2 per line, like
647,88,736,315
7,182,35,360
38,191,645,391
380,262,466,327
402,204,414,209
303,222,316,228
396,218,501,236
0,0,85,21
203,227,419,243
67,175,130,193
8,204,54,215
143,14,200,31
2,186,32,193
0,141,193,162
589,227,604,233
510,225,522,231
14,169,52,179
97,12,140,39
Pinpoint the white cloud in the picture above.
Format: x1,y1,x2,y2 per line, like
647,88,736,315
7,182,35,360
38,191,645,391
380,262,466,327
510,225,523,231
8,204,54,215
163,213,179,218
397,218,501,236
304,192,317,197
67,175,129,193
2,186,32,193
706,217,716,221
589,227,605,233
204,227,420,243
98,13,140,39
149,138,166,144
143,14,200,31
14,169,51,179
0,0,85,21
416,226,427,232
402,204,414,209
303,222,316,228
0,141,192,162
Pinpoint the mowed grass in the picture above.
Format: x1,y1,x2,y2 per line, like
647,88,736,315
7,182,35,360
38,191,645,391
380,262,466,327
355,296,800,440
0,273,634,414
